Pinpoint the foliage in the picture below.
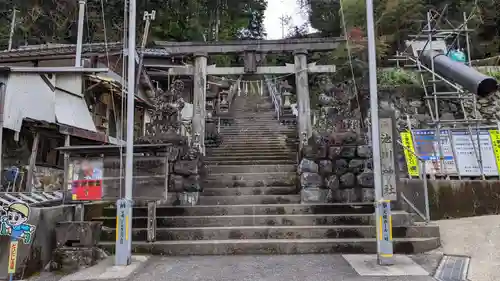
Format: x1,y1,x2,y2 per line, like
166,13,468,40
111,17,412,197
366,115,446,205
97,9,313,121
378,68,420,86
0,0,267,50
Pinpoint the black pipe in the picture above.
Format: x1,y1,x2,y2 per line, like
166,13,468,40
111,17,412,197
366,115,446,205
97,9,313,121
421,50,498,97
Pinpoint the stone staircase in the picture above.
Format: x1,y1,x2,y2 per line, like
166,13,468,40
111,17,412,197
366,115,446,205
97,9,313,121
94,89,440,255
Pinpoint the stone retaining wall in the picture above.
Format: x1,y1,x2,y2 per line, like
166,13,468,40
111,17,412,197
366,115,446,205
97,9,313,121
298,131,374,203
400,179,500,220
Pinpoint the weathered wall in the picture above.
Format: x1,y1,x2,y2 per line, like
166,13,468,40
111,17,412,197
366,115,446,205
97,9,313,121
0,205,74,280
400,179,500,220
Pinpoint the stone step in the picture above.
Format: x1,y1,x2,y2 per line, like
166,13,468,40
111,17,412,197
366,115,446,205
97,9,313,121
207,147,297,157
196,194,300,205
202,186,297,196
98,237,439,255
101,203,376,217
204,172,296,184
204,159,296,166
205,155,294,162
206,164,296,174
218,141,296,146
209,143,295,150
94,212,413,228
100,225,440,242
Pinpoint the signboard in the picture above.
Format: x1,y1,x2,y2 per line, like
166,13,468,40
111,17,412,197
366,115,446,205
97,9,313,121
400,131,419,177
8,241,18,273
489,130,500,171
377,200,393,264
413,130,457,175
69,159,103,201
380,117,397,200
402,129,500,176
452,131,498,176
115,199,132,265
0,202,36,279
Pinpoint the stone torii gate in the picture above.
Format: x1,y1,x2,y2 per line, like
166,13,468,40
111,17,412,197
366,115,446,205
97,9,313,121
144,37,342,148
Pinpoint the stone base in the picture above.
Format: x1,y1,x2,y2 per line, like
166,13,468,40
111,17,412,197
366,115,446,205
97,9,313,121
301,188,331,203
179,192,199,206
343,254,429,276
51,247,106,273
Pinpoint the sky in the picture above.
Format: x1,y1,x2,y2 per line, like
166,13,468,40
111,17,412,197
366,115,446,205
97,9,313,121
263,0,313,39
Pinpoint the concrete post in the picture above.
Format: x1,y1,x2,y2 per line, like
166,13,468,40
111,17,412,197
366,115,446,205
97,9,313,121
294,50,312,139
192,52,208,154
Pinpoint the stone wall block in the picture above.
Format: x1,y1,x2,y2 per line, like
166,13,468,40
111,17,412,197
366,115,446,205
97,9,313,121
318,160,333,176
357,145,372,158
325,175,339,190
359,188,375,202
357,170,374,188
340,147,356,158
300,172,322,189
333,159,349,175
339,172,356,189
334,189,358,203
298,158,319,174
328,146,342,160
348,159,365,173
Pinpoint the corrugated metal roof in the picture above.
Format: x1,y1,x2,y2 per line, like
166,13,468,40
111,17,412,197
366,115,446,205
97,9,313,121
0,42,123,60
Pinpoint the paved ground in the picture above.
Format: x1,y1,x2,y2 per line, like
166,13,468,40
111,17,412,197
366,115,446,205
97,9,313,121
436,214,500,281
22,254,440,281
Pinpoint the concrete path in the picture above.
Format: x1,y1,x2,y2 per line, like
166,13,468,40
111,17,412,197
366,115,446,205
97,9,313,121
437,214,500,281
23,254,439,281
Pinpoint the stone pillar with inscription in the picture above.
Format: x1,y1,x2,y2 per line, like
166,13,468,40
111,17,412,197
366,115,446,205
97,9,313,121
192,52,208,154
294,50,312,140
379,110,400,202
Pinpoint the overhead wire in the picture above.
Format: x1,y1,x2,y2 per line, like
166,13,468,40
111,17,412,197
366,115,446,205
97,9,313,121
339,0,363,127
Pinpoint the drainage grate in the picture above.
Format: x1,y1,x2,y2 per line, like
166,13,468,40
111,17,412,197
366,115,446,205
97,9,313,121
434,255,471,281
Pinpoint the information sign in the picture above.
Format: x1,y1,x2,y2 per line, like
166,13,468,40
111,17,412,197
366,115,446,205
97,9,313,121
451,130,498,176
70,159,103,201
413,130,457,175
400,131,419,177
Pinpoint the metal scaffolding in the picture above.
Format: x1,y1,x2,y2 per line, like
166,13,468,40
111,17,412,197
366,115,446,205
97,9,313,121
393,8,499,180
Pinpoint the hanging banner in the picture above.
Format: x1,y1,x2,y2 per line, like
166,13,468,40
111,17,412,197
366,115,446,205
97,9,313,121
451,130,498,176
413,130,457,175
70,158,104,201
400,132,419,177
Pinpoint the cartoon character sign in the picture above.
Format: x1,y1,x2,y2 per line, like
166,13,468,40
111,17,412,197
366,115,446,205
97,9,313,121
0,202,36,244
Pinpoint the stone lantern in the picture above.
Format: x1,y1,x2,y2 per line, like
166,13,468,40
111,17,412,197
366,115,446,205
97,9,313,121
218,80,231,114
281,81,294,108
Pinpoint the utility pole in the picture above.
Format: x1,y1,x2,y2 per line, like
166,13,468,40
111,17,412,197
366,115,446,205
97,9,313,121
75,0,86,67
279,14,291,38
115,0,136,266
135,10,156,94
8,8,17,51
366,0,394,265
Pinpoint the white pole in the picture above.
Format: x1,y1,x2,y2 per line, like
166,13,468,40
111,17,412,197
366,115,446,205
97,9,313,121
366,0,392,265
126,0,136,226
8,8,17,51
75,0,86,67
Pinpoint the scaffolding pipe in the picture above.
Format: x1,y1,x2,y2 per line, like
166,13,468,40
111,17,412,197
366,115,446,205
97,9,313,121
421,50,498,97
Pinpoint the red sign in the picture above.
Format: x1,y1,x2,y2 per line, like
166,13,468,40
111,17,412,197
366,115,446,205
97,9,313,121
71,180,103,201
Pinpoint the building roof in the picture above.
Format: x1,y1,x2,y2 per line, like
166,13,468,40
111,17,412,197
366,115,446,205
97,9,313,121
0,42,124,61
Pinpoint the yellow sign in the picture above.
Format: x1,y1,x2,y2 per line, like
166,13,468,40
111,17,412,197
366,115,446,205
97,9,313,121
489,130,500,175
8,240,18,273
400,131,419,177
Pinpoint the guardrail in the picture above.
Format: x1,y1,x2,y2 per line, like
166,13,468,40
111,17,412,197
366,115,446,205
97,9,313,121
264,75,282,120
0,191,64,207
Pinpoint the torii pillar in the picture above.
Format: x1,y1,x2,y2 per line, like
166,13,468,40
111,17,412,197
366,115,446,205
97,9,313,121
192,52,207,154
294,49,312,141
